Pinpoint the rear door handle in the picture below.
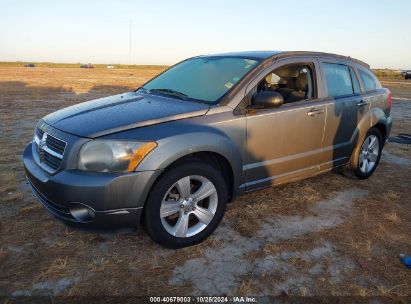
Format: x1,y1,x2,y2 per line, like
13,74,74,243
307,108,324,116
357,100,369,107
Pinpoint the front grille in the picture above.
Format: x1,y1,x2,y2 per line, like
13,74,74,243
34,127,67,172
43,151,61,170
46,134,66,155
36,128,44,138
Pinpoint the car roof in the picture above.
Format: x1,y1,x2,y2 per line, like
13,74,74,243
202,50,283,59
202,50,369,68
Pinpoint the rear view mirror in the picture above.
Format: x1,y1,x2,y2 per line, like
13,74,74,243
251,91,284,109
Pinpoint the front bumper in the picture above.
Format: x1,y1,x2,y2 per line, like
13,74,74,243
23,143,160,228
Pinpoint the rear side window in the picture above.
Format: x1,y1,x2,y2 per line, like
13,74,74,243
349,67,361,94
358,68,381,92
323,63,353,97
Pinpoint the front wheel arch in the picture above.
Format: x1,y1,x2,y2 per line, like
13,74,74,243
147,151,235,205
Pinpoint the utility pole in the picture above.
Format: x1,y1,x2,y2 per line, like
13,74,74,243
128,19,133,91
129,19,132,65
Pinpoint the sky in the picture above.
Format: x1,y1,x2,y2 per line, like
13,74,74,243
0,0,410,69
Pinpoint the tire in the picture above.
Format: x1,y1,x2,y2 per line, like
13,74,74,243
352,127,383,179
143,159,228,248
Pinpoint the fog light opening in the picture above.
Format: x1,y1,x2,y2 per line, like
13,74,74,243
69,204,95,222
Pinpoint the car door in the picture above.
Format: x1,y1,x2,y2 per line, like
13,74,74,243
317,58,370,170
243,58,327,191
356,65,387,125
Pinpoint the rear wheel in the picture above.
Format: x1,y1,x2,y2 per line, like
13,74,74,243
352,128,383,179
143,160,228,248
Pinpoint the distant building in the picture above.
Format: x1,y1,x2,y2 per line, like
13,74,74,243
24,63,35,67
107,65,115,69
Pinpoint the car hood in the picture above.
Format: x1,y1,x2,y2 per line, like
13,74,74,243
43,92,210,138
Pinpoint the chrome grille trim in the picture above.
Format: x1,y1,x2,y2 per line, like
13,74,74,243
34,136,63,159
36,128,45,138
33,127,67,171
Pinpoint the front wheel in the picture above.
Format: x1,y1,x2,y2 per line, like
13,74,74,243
143,160,228,248
352,128,383,179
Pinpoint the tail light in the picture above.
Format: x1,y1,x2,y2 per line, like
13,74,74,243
387,89,392,113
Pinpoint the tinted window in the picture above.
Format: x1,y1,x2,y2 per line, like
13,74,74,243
358,68,381,92
323,63,353,97
349,67,361,94
142,57,260,104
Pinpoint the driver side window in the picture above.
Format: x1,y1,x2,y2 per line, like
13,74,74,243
255,63,315,105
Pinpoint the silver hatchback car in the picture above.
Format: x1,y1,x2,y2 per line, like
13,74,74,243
23,51,392,248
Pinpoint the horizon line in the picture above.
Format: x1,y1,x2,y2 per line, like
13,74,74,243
0,61,408,71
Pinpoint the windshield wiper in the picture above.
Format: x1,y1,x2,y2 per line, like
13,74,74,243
139,86,149,93
148,88,189,100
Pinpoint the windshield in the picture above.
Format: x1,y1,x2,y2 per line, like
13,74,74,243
140,56,260,104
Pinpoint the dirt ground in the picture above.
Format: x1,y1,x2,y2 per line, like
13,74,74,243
0,67,410,299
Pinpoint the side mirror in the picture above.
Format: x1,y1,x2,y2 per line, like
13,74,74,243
251,91,284,109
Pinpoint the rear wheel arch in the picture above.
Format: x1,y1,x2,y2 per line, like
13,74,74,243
373,123,387,143
352,109,388,149
349,126,383,177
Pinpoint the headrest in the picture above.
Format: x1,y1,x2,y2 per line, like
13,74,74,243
295,73,308,91
278,78,287,85
287,77,296,89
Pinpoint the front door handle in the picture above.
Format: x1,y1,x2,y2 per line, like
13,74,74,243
307,108,324,116
357,100,369,107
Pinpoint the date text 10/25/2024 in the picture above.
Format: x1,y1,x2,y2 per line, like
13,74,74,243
149,296,257,303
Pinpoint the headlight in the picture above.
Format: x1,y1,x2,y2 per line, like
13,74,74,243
77,140,157,173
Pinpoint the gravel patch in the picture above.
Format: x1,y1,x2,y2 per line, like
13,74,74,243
170,189,367,295
11,277,80,296
382,150,411,166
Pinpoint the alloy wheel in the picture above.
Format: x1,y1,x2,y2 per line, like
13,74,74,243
359,134,380,173
160,175,218,238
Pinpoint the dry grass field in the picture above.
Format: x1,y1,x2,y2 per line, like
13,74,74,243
0,66,410,299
